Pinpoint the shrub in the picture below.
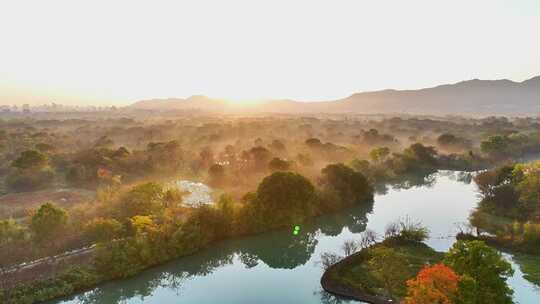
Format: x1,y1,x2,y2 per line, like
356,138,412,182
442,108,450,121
399,217,429,242
384,217,429,242
4,267,99,303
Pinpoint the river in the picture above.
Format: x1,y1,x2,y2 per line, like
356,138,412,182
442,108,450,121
54,171,540,304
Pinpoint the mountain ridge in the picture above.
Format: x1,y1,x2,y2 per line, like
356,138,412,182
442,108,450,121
130,75,540,115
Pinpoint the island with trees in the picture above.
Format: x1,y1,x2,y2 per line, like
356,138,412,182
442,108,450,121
321,220,514,304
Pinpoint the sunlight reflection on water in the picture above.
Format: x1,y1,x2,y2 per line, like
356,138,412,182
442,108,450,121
171,180,213,206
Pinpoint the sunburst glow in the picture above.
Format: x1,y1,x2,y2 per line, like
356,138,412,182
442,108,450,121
0,0,539,106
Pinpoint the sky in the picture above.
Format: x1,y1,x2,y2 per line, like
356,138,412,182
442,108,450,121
0,0,539,106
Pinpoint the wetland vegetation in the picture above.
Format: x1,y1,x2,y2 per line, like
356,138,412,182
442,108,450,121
2,113,540,303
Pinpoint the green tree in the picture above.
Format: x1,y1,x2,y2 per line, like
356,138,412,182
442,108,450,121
480,135,511,159
403,143,438,165
94,238,144,279
320,163,373,207
216,194,235,233
350,159,370,173
163,188,183,208
437,133,459,146
0,219,26,245
369,147,390,163
31,203,68,243
473,165,515,199
249,146,272,169
516,171,540,217
12,150,48,170
268,157,291,172
444,240,514,304
173,204,231,253
7,150,54,192
437,133,471,150
84,218,123,243
118,183,165,219
249,172,316,230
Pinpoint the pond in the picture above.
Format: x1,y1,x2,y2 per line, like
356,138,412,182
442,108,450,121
54,171,540,304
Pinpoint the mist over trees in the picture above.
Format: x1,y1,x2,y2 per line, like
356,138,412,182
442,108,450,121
2,111,540,303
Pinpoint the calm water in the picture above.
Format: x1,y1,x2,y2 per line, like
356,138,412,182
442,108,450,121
55,171,540,304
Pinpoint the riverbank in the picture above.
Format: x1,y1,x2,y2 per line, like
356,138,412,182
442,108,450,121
2,202,377,303
20,170,539,304
4,162,539,304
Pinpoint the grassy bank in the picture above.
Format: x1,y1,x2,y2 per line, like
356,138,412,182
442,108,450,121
513,254,540,286
460,211,540,287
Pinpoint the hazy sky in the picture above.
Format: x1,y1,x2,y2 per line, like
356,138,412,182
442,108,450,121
1,0,539,106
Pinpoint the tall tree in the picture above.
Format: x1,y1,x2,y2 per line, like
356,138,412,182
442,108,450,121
118,183,165,219
369,147,390,163
31,203,68,243
320,163,373,206
444,240,514,304
249,171,316,229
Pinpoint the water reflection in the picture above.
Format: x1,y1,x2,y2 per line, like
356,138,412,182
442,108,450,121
317,203,373,236
317,290,349,304
439,170,473,184
374,170,473,196
374,170,437,195
58,201,374,303
54,172,539,304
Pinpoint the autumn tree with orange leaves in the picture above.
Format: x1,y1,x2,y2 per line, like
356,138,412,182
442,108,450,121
403,263,460,304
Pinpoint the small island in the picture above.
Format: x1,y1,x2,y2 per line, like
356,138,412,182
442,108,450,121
322,240,441,303
321,220,515,304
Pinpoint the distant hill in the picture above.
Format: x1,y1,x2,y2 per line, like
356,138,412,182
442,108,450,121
130,76,540,115
130,95,228,111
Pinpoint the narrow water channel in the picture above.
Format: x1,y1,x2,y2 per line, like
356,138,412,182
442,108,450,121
54,171,540,304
